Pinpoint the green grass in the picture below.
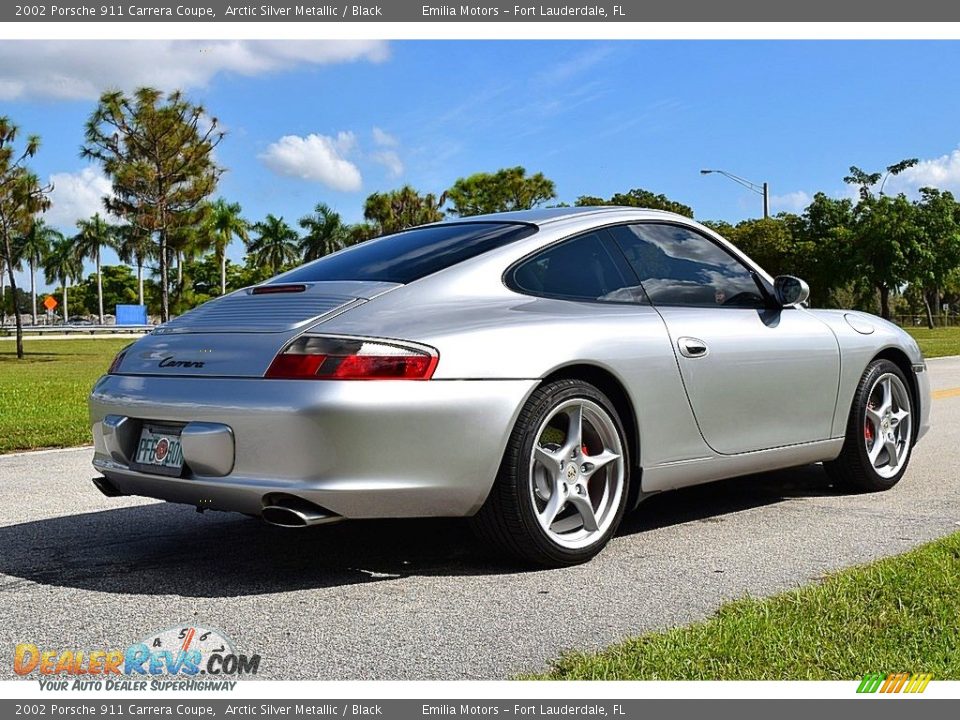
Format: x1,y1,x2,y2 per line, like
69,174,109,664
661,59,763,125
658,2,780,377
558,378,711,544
0,339,129,454
906,326,960,359
529,532,960,680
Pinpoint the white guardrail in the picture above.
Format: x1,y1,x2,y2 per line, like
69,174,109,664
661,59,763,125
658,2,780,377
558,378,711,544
0,324,154,336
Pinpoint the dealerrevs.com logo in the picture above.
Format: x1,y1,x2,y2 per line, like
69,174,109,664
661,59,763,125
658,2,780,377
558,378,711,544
14,625,260,691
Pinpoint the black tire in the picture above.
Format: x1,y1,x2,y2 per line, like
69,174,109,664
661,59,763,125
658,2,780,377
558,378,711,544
470,379,631,567
825,359,915,492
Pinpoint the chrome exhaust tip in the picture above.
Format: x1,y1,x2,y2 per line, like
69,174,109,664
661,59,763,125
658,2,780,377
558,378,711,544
260,495,341,528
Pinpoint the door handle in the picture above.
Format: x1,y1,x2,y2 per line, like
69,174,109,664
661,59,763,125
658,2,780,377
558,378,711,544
678,337,709,358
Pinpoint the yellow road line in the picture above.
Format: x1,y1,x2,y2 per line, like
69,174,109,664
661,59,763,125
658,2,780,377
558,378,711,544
932,387,960,400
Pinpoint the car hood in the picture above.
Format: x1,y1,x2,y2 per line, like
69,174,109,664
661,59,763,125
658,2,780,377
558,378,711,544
111,280,400,377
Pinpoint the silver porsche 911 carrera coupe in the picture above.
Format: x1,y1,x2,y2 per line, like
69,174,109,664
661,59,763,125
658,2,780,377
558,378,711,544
90,207,931,566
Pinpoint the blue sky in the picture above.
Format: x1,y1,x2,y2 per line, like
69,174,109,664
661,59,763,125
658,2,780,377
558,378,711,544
4,40,960,289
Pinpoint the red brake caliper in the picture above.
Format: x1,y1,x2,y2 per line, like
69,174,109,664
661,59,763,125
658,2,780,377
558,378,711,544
865,405,875,442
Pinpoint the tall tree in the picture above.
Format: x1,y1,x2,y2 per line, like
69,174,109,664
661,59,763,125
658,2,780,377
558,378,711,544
717,217,796,279
363,185,445,235
15,218,60,325
849,194,921,320
203,199,248,295
844,159,919,200
247,215,299,275
783,192,856,306
575,188,694,218
913,188,960,328
842,159,924,319
298,202,346,261
73,213,116,325
43,235,83,322
82,88,224,322
116,223,152,306
166,223,204,313
0,251,22,327
0,117,52,358
447,167,555,216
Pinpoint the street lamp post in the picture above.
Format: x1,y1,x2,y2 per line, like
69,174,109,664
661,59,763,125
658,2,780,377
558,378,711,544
700,169,769,219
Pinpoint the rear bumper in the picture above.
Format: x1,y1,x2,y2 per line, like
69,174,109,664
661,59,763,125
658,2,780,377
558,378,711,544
89,374,536,518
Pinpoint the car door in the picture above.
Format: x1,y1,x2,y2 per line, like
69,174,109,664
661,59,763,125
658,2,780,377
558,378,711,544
607,222,841,455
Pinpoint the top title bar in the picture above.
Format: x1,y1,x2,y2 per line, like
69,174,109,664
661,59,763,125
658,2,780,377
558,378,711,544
4,0,953,22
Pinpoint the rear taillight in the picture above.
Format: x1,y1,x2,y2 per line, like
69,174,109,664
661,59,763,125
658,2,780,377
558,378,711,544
265,335,439,380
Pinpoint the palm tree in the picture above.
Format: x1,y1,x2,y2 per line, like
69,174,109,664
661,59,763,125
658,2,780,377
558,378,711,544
0,250,22,327
43,236,82,323
116,224,152,306
363,185,445,236
204,199,249,295
298,202,346,262
166,224,206,313
15,219,61,325
247,215,299,275
73,213,116,325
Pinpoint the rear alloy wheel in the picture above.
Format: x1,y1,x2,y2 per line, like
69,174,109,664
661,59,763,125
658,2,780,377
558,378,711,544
471,379,630,567
826,359,914,491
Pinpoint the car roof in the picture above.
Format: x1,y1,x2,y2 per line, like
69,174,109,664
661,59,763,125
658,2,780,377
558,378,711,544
442,206,687,227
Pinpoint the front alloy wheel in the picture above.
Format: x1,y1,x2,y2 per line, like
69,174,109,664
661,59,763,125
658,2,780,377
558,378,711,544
862,372,913,479
826,359,915,491
471,379,630,567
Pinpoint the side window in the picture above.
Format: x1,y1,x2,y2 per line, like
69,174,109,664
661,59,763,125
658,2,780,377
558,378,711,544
608,223,767,308
509,231,642,303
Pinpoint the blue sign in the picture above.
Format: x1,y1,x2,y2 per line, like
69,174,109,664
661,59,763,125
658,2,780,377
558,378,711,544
116,304,148,326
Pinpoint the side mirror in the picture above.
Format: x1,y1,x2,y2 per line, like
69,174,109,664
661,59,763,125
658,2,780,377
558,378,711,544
774,275,810,307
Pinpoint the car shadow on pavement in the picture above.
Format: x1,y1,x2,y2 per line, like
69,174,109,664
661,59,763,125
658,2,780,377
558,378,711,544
0,463,844,598
620,462,843,535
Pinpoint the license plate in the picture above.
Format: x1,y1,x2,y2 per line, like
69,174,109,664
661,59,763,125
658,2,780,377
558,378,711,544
133,427,184,475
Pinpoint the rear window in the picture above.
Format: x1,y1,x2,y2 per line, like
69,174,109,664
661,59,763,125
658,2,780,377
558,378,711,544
272,222,537,285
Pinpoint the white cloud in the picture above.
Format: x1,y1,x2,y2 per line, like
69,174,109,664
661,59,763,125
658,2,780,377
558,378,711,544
371,150,404,178
44,167,112,229
883,148,960,196
0,40,389,100
369,128,404,176
538,45,616,85
770,190,812,213
259,132,362,191
372,127,398,147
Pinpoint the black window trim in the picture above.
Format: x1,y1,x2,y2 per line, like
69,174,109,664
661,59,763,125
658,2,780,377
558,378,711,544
503,227,650,306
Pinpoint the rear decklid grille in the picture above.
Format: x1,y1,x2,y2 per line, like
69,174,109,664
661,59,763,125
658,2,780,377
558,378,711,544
153,281,398,335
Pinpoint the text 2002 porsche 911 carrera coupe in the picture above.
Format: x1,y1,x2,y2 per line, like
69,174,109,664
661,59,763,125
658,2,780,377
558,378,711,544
90,207,930,566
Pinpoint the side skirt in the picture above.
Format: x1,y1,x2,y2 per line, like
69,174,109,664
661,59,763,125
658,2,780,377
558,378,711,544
641,438,845,493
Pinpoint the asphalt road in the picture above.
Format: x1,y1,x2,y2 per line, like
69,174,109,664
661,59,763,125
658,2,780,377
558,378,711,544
1,358,959,680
